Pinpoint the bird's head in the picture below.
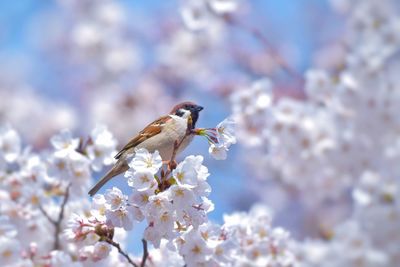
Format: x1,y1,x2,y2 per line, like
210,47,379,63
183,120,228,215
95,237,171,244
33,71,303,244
170,101,204,129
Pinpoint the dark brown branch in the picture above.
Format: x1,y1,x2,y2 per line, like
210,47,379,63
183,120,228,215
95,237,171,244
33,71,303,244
105,238,139,267
140,239,149,267
164,116,194,177
54,184,71,250
158,128,193,191
165,132,190,178
39,184,71,250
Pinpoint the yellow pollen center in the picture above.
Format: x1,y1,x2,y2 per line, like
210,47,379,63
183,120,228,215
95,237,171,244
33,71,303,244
2,250,12,258
252,250,260,258
145,158,153,168
57,161,66,170
176,172,184,181
191,245,202,254
175,188,185,197
154,199,162,207
112,197,122,206
99,206,106,215
94,149,103,157
160,213,169,222
201,231,209,240
31,195,39,205
140,175,150,183
141,194,149,203
74,170,84,177
258,229,267,238
117,210,126,218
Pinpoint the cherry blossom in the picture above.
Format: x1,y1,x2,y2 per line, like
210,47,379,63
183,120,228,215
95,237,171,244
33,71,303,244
0,125,21,163
86,125,117,172
127,149,163,175
194,117,237,160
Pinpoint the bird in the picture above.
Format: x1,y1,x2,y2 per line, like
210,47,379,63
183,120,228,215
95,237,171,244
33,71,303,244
88,102,204,196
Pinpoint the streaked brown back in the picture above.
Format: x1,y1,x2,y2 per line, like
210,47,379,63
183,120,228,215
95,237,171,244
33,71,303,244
114,115,169,159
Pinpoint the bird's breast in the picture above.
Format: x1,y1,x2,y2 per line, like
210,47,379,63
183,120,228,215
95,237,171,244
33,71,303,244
136,115,192,160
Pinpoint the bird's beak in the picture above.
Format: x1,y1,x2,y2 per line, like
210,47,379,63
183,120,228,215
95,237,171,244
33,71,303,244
195,105,204,112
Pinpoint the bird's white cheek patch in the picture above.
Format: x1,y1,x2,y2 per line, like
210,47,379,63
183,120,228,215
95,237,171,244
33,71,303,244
179,109,191,119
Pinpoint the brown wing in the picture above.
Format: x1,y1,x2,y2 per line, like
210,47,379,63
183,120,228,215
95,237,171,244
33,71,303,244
114,115,170,159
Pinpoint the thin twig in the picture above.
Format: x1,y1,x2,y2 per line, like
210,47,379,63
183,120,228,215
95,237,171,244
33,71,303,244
163,115,194,176
165,133,189,178
158,127,193,191
105,238,139,267
140,239,149,267
224,14,304,83
54,184,71,250
38,184,71,250
38,204,57,225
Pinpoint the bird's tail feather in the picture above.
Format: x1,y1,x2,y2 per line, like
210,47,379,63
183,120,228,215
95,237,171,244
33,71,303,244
88,161,129,196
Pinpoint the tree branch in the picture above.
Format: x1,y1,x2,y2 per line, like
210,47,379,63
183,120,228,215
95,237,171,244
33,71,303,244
54,183,71,250
224,14,304,83
165,134,188,177
39,183,71,250
38,204,57,225
105,238,139,267
140,239,149,267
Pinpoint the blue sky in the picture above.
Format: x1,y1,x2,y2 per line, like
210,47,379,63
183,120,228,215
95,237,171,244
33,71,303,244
0,0,336,73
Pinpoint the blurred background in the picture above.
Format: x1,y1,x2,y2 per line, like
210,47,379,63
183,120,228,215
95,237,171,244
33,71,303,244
0,0,342,221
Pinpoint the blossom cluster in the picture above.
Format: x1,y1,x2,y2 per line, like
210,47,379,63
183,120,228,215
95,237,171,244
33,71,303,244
11,113,290,266
148,205,296,267
68,149,216,265
231,0,400,266
232,0,400,210
2,112,267,267
0,124,120,266
64,117,290,267
69,185,298,267
195,118,237,160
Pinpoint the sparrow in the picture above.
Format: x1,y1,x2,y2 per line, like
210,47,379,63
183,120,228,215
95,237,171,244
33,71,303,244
88,102,204,196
